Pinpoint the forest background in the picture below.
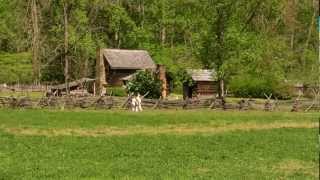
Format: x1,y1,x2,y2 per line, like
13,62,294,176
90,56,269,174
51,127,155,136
0,0,318,98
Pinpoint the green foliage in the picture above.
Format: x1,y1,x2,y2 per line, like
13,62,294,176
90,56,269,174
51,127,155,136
225,33,296,99
126,71,161,99
0,0,28,52
176,68,194,87
0,53,32,84
229,75,291,99
0,0,317,97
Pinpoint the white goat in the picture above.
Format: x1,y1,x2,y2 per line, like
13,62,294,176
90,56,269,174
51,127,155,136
136,93,143,112
130,94,143,112
131,96,138,112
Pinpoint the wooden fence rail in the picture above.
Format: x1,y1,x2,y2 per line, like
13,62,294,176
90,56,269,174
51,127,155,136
0,96,319,112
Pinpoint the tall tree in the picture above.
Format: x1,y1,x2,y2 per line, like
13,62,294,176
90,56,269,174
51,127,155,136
63,0,70,94
200,1,234,97
30,0,41,83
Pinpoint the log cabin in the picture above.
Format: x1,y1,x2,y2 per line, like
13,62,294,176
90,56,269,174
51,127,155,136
96,49,169,97
183,69,219,99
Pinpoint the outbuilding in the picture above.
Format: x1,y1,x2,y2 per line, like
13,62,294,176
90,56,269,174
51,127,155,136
183,69,219,99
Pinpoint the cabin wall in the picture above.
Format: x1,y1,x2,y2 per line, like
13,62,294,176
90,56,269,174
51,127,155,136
101,59,171,97
194,81,219,96
107,68,137,86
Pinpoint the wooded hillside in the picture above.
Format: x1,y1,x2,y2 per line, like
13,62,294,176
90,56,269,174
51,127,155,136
0,0,318,97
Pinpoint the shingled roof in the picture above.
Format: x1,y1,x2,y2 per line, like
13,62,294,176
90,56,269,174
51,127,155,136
51,78,95,91
102,49,156,70
187,69,217,82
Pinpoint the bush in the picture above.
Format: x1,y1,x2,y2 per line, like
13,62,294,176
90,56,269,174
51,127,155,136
229,75,291,99
126,71,162,99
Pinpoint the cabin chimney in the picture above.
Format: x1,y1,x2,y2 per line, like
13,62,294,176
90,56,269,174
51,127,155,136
96,49,106,96
157,64,167,98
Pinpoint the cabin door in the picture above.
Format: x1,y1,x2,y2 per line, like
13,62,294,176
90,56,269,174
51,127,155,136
183,84,193,99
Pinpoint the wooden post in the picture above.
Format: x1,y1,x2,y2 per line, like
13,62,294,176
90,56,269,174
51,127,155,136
221,97,226,110
238,99,245,110
93,82,96,96
291,100,299,112
153,97,162,109
183,98,189,109
305,89,319,112
121,94,132,109
291,94,301,112
82,82,84,96
209,97,216,109
264,93,273,111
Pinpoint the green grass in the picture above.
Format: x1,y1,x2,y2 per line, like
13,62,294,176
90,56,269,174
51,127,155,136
0,109,318,179
0,109,317,129
0,91,44,98
106,86,127,97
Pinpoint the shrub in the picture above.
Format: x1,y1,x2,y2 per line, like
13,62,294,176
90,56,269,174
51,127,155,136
229,75,291,99
126,71,162,99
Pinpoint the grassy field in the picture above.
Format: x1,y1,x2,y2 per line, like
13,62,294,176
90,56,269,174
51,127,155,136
0,91,44,98
0,109,318,179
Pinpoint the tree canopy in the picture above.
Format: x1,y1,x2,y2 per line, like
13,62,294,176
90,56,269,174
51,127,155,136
0,0,318,97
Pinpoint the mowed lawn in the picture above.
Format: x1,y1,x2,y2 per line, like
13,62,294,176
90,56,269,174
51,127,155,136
0,109,318,179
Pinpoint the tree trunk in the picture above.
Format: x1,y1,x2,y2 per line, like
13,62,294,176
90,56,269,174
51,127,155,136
115,31,119,48
290,29,295,49
31,0,40,83
304,1,316,50
318,0,320,93
83,58,88,78
141,0,145,28
160,0,166,46
161,26,166,46
63,1,69,95
301,0,316,69
220,79,225,98
115,0,121,48
170,26,174,49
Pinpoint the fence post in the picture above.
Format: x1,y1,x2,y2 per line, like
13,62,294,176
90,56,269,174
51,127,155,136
153,97,162,109
183,98,189,109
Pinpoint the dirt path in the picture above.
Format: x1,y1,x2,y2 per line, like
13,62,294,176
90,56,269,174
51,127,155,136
2,121,318,137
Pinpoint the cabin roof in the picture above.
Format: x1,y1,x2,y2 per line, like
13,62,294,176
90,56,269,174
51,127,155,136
51,78,95,90
102,49,156,70
121,73,135,81
187,69,217,82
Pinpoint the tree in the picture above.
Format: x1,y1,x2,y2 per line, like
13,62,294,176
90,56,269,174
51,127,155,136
0,0,317,99
200,1,234,97
30,0,41,82
63,0,70,94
